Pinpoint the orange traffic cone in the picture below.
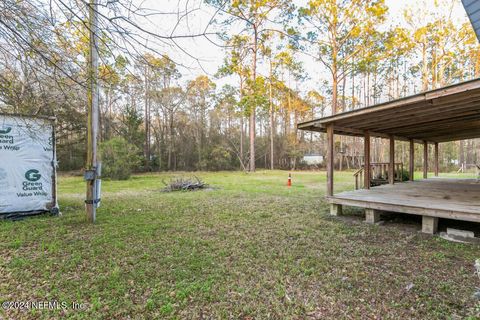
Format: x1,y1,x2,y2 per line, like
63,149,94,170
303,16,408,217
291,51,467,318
287,173,292,187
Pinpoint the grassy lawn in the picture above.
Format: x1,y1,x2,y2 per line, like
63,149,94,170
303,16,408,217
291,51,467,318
0,170,479,319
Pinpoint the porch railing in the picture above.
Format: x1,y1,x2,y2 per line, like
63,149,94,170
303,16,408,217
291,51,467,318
354,162,404,190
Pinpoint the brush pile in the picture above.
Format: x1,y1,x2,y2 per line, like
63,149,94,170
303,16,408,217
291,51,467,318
162,176,208,192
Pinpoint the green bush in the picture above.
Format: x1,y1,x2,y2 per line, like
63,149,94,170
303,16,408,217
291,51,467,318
99,137,141,180
206,146,233,171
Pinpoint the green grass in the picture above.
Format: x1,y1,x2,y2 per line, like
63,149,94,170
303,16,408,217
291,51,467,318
0,170,479,319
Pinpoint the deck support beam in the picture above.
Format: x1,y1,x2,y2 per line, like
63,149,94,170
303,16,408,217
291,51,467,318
434,142,439,177
365,209,381,224
326,124,334,197
409,139,414,181
389,135,395,184
422,216,439,234
364,131,371,189
330,204,342,216
423,141,428,179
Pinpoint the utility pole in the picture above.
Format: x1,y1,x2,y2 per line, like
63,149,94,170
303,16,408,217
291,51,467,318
85,0,100,223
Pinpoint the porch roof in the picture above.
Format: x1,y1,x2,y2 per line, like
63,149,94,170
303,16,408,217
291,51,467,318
298,78,480,143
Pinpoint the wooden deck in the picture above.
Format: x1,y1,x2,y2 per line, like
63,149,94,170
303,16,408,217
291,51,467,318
328,179,480,233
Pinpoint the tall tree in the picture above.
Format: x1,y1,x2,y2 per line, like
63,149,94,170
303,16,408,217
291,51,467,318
187,75,216,169
217,35,251,170
206,0,293,171
299,0,387,114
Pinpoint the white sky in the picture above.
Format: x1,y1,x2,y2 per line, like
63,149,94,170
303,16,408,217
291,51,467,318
135,0,470,92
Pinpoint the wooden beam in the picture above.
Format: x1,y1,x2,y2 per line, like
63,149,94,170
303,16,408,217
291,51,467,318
434,142,439,177
326,124,334,196
364,131,371,189
409,139,414,181
425,79,480,99
389,135,395,184
311,123,411,141
434,130,480,142
423,141,428,179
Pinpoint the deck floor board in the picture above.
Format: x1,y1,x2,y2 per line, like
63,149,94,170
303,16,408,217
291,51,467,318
329,179,480,221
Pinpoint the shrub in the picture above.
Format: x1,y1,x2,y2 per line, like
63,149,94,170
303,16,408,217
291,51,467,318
99,137,141,180
206,146,233,171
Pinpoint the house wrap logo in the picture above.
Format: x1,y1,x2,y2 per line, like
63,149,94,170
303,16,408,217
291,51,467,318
18,169,47,197
43,136,54,152
0,127,11,134
0,126,15,148
25,169,41,182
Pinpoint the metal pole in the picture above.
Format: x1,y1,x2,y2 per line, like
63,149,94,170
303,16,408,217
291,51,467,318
86,0,99,223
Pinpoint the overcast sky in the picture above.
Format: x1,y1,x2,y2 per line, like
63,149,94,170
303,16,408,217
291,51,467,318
132,0,470,92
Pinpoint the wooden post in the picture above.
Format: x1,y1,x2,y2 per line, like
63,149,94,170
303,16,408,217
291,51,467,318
409,139,414,181
389,135,395,184
330,203,342,216
434,142,439,177
423,141,428,179
326,124,334,196
86,0,99,223
422,216,438,234
365,209,381,224
364,131,371,189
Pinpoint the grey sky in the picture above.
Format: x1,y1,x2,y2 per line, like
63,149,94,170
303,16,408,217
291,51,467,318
136,0,470,93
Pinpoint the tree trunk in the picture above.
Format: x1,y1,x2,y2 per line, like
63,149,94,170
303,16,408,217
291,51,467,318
239,77,244,170
269,60,274,170
422,43,428,91
144,66,150,171
332,70,338,115
249,26,258,172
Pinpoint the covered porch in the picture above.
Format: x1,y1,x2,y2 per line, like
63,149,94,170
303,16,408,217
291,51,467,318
298,78,480,234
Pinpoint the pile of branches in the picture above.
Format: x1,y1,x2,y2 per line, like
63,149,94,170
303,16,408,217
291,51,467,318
162,176,208,192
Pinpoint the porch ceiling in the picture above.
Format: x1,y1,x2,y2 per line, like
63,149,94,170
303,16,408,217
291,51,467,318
298,78,480,143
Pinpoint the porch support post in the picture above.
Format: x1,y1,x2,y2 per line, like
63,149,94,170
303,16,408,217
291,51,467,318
330,203,342,216
326,124,334,197
422,216,439,234
423,141,428,179
365,209,381,224
364,131,371,189
409,139,414,181
434,142,439,177
389,135,395,184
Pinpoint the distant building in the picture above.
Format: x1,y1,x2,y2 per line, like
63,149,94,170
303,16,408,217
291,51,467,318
302,154,324,165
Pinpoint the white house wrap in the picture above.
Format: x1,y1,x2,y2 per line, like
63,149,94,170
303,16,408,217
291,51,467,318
0,114,57,216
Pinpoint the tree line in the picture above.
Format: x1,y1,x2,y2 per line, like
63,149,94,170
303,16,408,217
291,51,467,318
0,0,479,174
